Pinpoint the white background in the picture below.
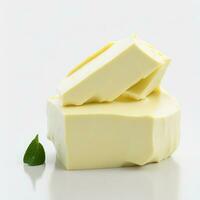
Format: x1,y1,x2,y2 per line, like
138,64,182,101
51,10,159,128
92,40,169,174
1,0,200,199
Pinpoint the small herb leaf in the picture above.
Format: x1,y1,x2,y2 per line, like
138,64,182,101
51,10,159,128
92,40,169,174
23,134,45,166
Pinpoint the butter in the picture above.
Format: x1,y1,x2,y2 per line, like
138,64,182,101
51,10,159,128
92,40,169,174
48,35,180,170
47,90,180,170
122,38,170,100
121,65,167,100
58,36,170,106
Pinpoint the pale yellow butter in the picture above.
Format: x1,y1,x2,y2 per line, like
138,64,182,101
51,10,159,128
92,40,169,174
47,90,180,170
122,65,167,100
58,36,170,106
122,38,170,100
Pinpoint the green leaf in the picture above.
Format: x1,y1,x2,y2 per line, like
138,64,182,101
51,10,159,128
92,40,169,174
23,134,45,166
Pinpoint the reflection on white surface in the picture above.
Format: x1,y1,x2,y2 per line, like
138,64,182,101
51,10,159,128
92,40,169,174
49,158,180,200
23,164,45,189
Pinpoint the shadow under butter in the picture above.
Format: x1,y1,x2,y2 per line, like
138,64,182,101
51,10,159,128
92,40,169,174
48,157,180,200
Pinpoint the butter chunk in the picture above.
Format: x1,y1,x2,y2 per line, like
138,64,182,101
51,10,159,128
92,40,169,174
58,36,170,106
121,38,170,100
47,90,180,170
122,65,167,100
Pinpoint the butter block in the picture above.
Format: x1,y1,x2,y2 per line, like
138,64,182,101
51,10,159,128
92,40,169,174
47,90,180,170
58,36,170,106
122,65,167,100
122,38,170,99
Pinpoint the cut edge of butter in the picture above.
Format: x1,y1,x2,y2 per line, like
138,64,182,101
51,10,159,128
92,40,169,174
58,35,171,106
121,65,168,100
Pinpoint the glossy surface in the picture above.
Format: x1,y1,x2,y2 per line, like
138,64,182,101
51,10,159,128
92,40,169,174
2,0,200,199
47,90,180,169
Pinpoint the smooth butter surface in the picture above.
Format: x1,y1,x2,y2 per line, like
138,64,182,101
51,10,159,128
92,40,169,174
58,36,170,106
47,90,180,170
